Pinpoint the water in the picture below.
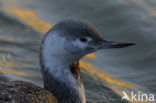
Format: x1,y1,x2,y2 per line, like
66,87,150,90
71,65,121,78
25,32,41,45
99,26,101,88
0,0,156,103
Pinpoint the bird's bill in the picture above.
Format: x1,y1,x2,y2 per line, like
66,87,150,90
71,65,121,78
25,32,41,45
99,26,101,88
98,40,136,49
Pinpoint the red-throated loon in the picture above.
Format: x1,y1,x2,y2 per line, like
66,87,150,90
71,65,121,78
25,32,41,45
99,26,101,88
0,19,135,103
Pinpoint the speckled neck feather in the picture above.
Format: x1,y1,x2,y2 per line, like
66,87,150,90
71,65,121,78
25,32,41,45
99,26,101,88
40,60,85,103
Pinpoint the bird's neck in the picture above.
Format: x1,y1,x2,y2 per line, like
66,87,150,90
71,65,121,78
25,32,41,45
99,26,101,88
40,42,86,103
40,58,86,103
40,33,86,103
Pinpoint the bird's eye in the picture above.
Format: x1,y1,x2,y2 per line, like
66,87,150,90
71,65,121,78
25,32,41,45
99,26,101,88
80,38,87,42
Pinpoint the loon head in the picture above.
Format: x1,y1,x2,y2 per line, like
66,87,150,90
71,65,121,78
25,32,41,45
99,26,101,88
41,19,135,64
40,19,135,83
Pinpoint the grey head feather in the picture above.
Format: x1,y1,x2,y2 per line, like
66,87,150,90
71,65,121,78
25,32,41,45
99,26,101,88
47,19,104,42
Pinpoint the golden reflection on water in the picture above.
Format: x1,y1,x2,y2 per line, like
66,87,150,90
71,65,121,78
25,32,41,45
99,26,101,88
1,3,150,102
5,7,52,33
0,61,18,68
0,67,28,76
0,59,29,76
80,60,134,87
86,53,96,59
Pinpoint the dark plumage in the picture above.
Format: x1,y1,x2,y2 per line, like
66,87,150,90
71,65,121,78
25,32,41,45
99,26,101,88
0,81,57,103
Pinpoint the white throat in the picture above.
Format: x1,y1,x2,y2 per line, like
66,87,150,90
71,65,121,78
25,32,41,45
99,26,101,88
41,32,78,86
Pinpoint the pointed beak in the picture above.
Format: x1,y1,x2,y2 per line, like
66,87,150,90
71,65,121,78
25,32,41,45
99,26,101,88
97,40,136,49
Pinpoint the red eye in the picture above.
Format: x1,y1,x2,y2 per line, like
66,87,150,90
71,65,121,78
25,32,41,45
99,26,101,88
80,38,87,42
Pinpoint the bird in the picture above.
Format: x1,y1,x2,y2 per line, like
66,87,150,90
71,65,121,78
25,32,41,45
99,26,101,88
0,19,135,103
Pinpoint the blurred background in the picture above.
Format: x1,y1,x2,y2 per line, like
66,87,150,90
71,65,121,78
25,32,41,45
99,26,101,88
0,0,156,103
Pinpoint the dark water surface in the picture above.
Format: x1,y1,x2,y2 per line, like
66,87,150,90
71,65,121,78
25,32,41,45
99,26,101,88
0,0,156,103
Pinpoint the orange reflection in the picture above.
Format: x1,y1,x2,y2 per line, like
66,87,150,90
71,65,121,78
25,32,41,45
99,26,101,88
80,60,134,88
0,61,19,68
85,53,96,59
5,7,52,33
0,67,28,76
